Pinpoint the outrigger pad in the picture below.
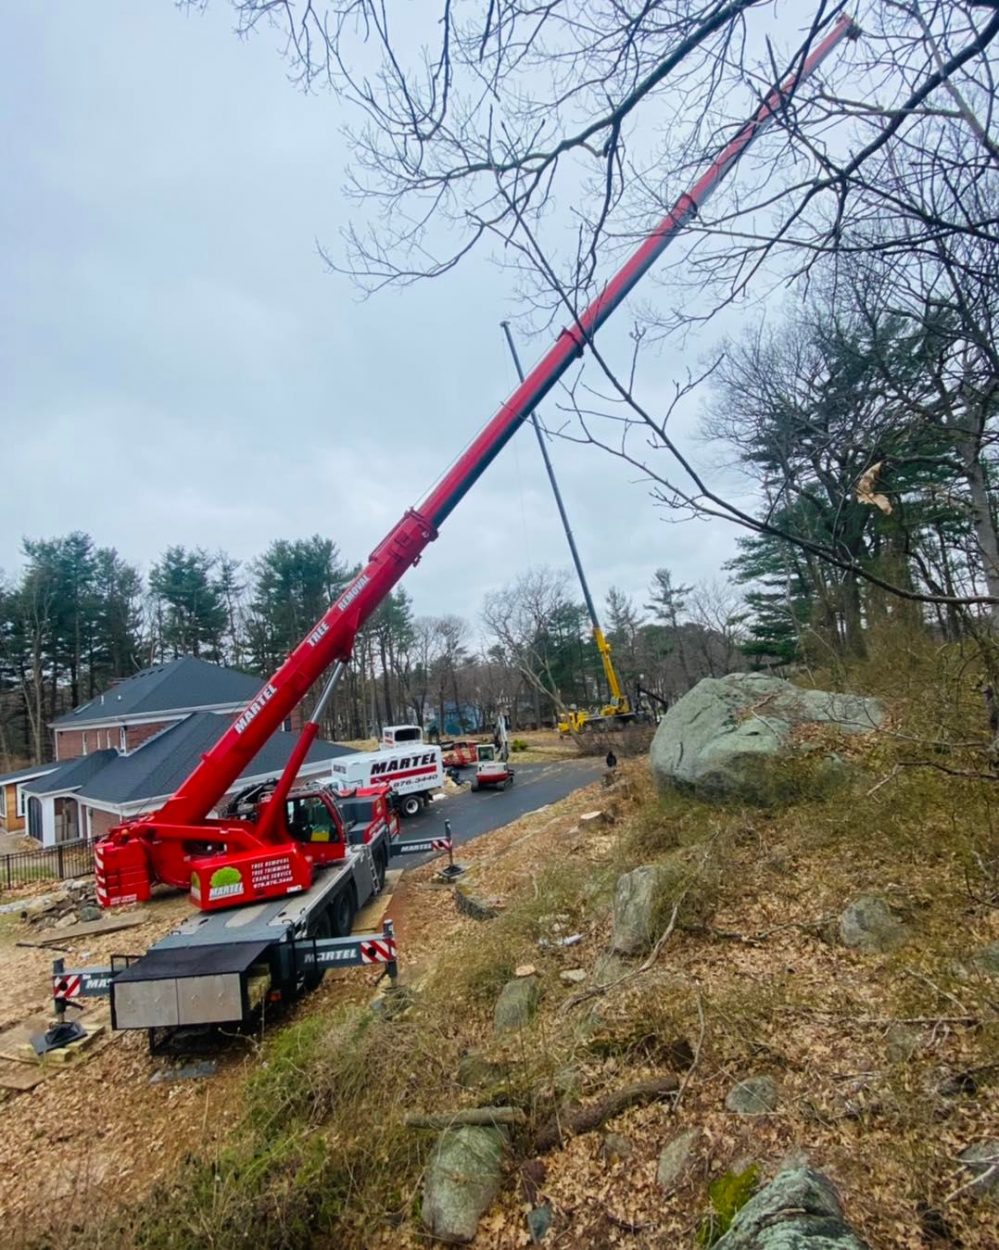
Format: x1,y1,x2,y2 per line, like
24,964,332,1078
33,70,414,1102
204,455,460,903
31,1020,88,1056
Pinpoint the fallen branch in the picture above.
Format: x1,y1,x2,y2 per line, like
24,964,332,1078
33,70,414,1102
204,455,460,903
535,1075,678,1153
404,1106,526,1130
943,1154,999,1203
604,1207,656,1233
674,990,705,1110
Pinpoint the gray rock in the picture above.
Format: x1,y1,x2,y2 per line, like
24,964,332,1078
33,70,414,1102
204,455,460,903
559,968,587,985
494,975,540,1033
713,1167,869,1249
527,1204,552,1243
422,1126,506,1244
839,896,909,953
76,903,103,923
650,673,882,804
599,1132,633,1163
611,865,661,954
725,1076,779,1115
970,940,999,977
957,1141,999,1198
657,1127,699,1191
454,886,499,921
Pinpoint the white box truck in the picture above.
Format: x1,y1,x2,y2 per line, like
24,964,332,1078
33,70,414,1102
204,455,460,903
329,741,444,818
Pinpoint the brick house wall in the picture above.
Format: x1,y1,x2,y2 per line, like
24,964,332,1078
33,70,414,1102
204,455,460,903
56,720,176,760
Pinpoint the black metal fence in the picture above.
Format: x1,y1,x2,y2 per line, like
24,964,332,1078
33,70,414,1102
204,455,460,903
0,839,94,891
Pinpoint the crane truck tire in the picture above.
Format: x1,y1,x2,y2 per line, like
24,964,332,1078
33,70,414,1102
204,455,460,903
305,911,333,990
331,886,357,938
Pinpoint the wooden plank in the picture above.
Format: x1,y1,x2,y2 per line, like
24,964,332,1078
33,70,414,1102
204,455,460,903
18,913,147,947
0,1062,46,1091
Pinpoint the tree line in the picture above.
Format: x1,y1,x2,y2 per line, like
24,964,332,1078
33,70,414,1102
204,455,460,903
0,535,747,766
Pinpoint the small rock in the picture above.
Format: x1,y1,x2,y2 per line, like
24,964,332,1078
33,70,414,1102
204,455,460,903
712,1167,869,1249
839,895,909,953
885,1023,921,1063
970,940,999,977
454,886,499,921
559,969,586,985
725,1075,779,1115
656,1127,699,1192
54,912,78,929
599,1132,633,1163
515,963,537,978
579,810,607,825
527,1204,552,1244
76,903,103,923
422,1126,507,1244
957,1140,999,1198
494,975,540,1034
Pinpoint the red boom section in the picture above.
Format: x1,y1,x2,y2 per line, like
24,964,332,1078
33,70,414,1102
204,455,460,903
148,13,854,829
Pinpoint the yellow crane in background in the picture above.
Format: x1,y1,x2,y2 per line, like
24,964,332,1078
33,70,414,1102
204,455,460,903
501,322,638,735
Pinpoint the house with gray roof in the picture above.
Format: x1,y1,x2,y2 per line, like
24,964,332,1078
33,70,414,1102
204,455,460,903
50,655,269,760
18,659,354,846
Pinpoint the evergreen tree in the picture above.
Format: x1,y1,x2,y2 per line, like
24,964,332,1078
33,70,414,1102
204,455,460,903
149,546,228,661
246,537,348,673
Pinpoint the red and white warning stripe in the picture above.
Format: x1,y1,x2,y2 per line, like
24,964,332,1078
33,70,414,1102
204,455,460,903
52,973,82,1000
359,937,397,964
430,838,452,852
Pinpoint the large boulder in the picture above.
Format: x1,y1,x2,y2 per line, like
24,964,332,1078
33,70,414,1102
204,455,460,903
651,673,883,804
713,1167,869,1250
422,1126,507,1244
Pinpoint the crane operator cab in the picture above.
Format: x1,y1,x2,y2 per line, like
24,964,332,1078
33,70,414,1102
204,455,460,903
284,794,346,857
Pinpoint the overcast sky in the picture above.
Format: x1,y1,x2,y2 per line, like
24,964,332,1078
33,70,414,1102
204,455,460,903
1,3,753,632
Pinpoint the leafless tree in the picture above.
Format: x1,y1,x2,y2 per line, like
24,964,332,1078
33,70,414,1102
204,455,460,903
210,2,999,614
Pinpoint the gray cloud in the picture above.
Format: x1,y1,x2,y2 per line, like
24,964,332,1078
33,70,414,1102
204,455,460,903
1,2,747,634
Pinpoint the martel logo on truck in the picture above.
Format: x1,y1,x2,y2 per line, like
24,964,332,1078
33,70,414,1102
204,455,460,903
233,683,278,734
371,753,437,775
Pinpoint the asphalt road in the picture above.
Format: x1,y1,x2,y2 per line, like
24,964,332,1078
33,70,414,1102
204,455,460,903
395,758,603,867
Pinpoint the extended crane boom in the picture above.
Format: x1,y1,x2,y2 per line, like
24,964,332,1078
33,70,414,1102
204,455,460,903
99,14,855,910
501,321,633,733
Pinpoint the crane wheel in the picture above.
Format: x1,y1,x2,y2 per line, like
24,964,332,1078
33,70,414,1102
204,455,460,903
331,887,357,938
304,911,332,991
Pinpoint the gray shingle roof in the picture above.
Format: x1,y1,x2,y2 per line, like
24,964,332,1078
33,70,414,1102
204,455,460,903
0,762,61,786
52,657,264,728
76,713,355,808
22,751,119,796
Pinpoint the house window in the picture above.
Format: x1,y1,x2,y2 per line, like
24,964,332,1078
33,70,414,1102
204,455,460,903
0,787,6,820
119,727,127,753
81,732,88,756
16,786,26,817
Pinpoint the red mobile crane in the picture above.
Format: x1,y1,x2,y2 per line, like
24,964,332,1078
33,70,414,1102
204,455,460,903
97,15,855,923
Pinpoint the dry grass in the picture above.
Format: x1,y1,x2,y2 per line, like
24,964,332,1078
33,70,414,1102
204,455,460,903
10,634,999,1249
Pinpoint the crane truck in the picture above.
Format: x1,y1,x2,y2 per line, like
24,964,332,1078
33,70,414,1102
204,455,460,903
53,14,854,1042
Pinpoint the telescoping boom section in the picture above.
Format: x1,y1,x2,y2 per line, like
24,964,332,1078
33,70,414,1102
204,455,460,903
97,15,855,911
